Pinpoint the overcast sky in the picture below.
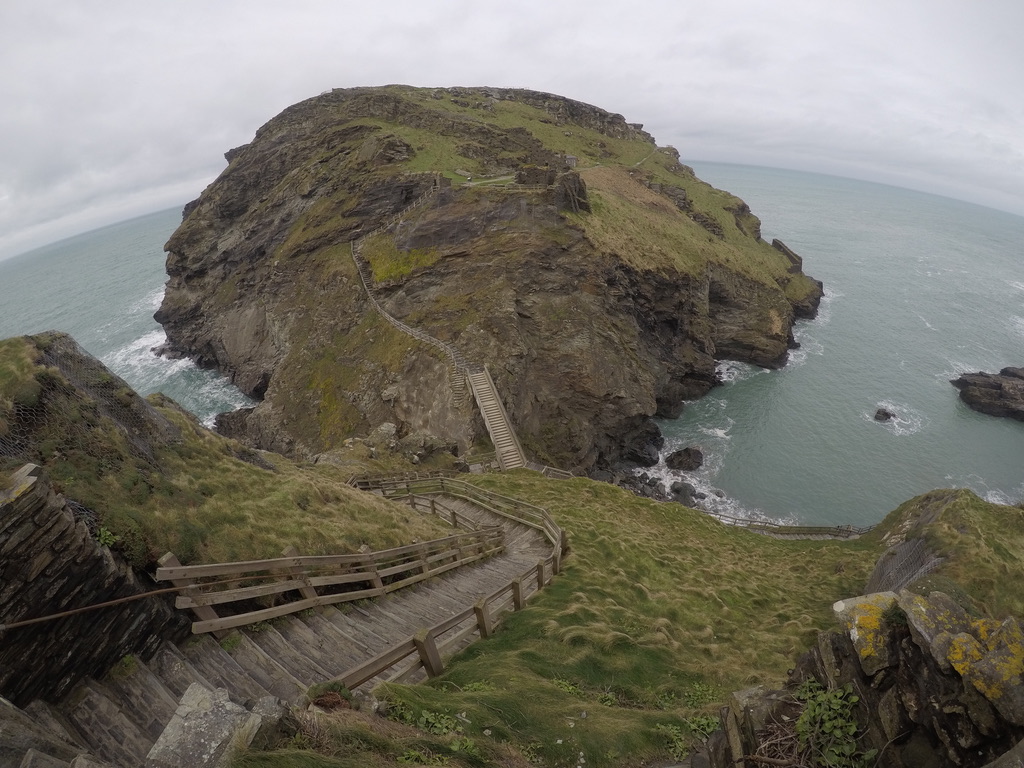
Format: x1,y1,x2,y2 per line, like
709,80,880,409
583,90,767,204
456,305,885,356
2,0,1022,261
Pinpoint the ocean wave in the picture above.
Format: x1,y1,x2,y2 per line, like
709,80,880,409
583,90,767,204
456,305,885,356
638,458,788,524
916,314,936,331
864,400,927,436
102,329,193,390
101,328,254,427
716,360,764,384
1007,280,1024,293
129,286,165,315
943,473,1023,507
1012,316,1024,338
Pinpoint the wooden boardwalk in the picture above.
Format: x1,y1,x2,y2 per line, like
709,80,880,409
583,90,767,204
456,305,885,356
466,367,527,470
15,483,560,767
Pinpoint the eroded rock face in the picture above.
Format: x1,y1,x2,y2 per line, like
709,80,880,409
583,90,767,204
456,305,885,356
700,591,1024,768
156,86,823,472
951,368,1024,421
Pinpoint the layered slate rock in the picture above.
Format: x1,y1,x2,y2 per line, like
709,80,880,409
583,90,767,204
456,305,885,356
951,367,1024,421
697,591,1024,767
144,684,265,768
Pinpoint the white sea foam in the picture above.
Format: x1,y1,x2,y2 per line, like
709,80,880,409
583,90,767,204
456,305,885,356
638,454,789,524
1011,316,1024,338
102,329,191,389
865,400,927,436
715,360,764,384
101,328,254,427
916,314,936,331
1007,280,1024,293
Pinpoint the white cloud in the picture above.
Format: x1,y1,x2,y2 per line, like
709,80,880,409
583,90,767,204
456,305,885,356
1,0,1022,260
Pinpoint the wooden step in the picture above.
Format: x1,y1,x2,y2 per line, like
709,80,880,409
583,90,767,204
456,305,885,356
148,642,215,701
23,700,86,750
272,616,351,678
223,633,306,702
19,749,70,768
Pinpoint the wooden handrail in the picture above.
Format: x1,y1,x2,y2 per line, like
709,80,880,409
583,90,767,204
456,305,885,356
156,489,512,633
333,557,557,691
355,475,565,557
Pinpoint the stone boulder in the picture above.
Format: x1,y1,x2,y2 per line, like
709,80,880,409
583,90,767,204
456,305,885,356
395,431,458,463
875,408,895,422
951,368,1024,421
665,446,704,471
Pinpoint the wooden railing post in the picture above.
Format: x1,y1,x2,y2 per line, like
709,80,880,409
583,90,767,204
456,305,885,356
158,552,227,639
414,629,445,678
473,598,493,639
281,545,319,601
511,579,525,611
537,560,547,590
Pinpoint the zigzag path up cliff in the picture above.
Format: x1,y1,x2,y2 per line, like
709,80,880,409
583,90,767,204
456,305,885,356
155,85,823,473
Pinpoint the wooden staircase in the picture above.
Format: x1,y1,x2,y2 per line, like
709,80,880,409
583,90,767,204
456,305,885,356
349,205,530,471
466,367,526,470
7,483,559,768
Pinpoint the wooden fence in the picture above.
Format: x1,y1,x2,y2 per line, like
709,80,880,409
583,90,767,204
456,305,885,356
336,560,551,690
708,512,874,539
356,475,567,571
157,522,503,635
332,476,566,689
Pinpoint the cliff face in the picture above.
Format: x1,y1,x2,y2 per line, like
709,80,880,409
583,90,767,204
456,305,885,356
156,85,823,471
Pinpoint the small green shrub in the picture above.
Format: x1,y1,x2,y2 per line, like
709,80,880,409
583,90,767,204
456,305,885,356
416,710,461,736
795,680,877,768
552,678,584,697
655,723,689,761
398,748,449,765
96,526,118,547
682,714,719,741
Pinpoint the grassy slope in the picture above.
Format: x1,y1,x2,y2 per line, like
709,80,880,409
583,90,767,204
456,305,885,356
875,488,1024,618
0,335,454,566
372,471,881,767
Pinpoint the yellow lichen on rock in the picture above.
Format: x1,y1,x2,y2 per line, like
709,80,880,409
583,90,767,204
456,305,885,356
946,632,985,675
833,592,898,675
972,618,1002,646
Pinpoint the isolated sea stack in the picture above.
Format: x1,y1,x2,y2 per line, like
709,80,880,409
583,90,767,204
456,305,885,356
155,85,823,473
951,367,1024,421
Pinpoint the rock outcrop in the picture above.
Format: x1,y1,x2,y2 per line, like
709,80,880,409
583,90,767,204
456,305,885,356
700,591,1024,768
665,446,704,471
951,368,1024,421
155,85,824,472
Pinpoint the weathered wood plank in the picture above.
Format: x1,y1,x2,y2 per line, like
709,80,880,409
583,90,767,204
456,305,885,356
336,638,418,689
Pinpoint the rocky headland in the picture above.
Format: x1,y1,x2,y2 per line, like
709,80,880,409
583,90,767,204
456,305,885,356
155,85,823,473
952,367,1024,421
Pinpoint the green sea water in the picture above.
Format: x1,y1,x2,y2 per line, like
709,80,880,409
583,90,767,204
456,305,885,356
1,166,1021,526
0,208,253,426
651,163,1024,526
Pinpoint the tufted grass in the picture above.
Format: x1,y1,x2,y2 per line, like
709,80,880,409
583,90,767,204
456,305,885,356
374,470,881,767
